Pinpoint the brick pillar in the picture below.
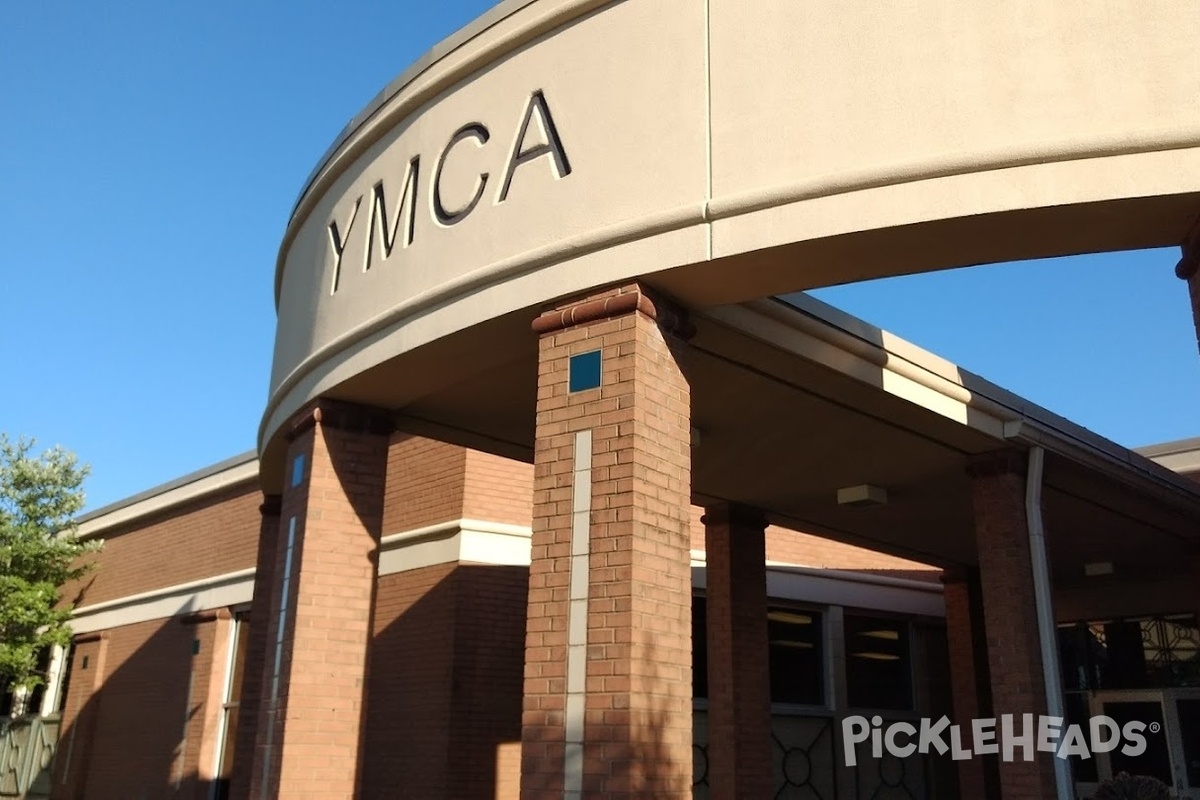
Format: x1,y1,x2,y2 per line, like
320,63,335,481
248,400,391,800
228,495,281,800
521,283,694,799
1178,225,1200,355
967,451,1057,800
702,503,771,800
940,567,999,800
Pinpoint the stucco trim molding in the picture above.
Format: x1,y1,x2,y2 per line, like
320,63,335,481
377,517,534,575
70,569,256,635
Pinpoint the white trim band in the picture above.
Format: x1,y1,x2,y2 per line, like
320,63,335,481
377,517,533,575
70,569,256,635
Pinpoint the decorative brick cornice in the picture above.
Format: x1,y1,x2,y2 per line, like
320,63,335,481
74,631,109,644
283,398,394,442
965,448,1027,479
701,502,768,530
532,286,696,340
1177,216,1200,280
259,494,282,517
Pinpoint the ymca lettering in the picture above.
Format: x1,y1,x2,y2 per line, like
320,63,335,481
326,90,571,294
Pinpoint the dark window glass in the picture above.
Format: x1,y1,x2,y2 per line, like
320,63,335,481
1105,701,1172,784
768,606,823,705
692,595,708,699
1063,692,1098,782
1057,614,1200,691
844,615,912,710
1178,698,1200,787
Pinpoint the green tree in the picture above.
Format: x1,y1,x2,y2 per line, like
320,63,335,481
0,435,100,694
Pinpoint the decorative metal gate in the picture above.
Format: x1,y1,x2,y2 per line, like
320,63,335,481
0,715,59,800
694,710,841,798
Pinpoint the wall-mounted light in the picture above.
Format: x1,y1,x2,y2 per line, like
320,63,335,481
837,484,888,507
1084,561,1114,577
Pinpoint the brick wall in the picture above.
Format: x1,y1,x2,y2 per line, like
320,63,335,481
363,562,527,799
688,510,938,578
382,433,469,533
969,456,1057,800
52,615,224,800
257,410,389,799
363,564,457,797
462,448,534,528
63,483,260,607
523,285,694,798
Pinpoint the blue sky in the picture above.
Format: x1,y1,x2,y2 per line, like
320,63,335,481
2,2,1197,511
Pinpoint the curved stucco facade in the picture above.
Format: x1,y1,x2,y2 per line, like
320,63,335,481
264,0,1200,467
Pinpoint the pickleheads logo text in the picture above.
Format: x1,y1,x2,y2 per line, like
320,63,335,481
841,714,1155,766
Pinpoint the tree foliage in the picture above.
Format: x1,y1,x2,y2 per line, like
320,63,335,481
0,435,100,690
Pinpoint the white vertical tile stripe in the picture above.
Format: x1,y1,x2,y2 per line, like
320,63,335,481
563,429,592,797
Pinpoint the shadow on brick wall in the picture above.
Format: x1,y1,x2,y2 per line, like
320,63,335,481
49,613,225,800
362,562,529,799
519,638,689,799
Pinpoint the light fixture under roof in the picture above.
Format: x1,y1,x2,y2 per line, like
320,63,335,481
768,611,812,625
837,484,888,507
857,629,900,641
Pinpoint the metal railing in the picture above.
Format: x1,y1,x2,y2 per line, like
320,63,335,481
0,715,59,800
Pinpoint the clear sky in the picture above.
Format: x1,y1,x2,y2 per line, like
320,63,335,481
3,2,1198,512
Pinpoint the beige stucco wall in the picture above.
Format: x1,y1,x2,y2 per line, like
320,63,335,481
264,0,1200,459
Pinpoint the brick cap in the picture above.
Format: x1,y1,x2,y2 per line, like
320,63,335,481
259,494,282,517
74,631,109,644
532,285,696,339
180,608,232,625
965,448,1027,479
1178,216,1200,280
701,502,769,530
940,565,976,585
283,398,394,442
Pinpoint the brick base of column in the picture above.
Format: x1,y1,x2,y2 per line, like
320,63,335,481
941,567,999,800
968,451,1057,800
702,503,771,800
249,400,391,800
521,284,694,799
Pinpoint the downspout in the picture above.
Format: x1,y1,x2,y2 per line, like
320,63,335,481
1026,446,1074,799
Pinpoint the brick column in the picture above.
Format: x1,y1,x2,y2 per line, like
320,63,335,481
940,567,999,800
967,451,1057,800
248,400,391,800
521,283,694,799
702,503,771,800
1178,225,1200,355
228,495,280,800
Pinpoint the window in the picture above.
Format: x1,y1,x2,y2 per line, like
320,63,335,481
692,595,708,699
767,606,824,706
844,614,912,711
1058,613,1200,691
213,612,250,800
691,597,825,706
